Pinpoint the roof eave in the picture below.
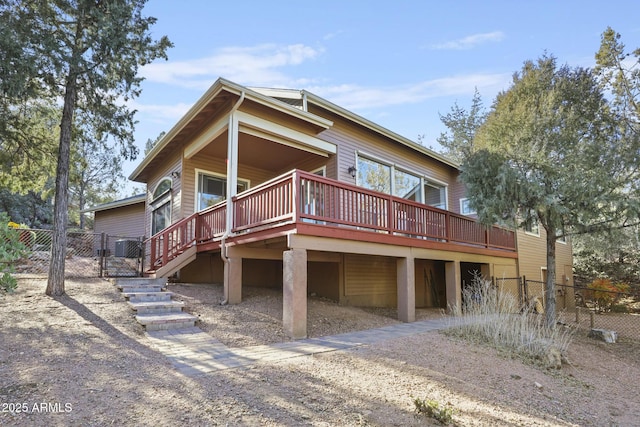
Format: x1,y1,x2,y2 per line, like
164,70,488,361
129,78,333,182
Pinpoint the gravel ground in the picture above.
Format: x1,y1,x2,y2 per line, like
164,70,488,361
1,278,639,426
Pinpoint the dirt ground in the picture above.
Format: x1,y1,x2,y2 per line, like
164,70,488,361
1,278,639,426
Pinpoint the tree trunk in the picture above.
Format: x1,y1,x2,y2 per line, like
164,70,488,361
545,226,557,327
46,77,77,296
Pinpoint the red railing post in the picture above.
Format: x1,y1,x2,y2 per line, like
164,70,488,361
445,211,451,242
292,170,299,223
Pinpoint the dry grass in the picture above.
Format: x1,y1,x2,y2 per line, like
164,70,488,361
447,274,575,364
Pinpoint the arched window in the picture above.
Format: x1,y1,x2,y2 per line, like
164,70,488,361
151,178,172,235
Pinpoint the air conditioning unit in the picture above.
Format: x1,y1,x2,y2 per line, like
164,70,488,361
115,240,139,258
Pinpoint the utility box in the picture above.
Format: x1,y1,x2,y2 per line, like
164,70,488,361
115,240,139,258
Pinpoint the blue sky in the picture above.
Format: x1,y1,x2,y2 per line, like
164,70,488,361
124,0,640,192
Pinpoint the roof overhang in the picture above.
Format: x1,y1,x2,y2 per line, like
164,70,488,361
129,78,333,183
81,194,146,213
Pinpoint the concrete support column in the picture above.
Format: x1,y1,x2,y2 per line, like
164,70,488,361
283,248,308,339
397,256,415,323
224,256,242,304
445,260,462,313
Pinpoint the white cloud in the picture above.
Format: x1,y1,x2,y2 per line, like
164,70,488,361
309,72,511,111
141,43,323,90
430,31,505,50
130,100,192,123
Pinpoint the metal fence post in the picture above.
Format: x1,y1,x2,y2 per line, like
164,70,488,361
99,233,105,277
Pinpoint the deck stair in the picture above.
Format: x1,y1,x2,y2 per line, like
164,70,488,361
115,277,196,331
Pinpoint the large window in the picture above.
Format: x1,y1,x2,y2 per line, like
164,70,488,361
425,181,447,209
151,178,172,235
197,171,248,211
356,154,447,209
357,156,391,193
395,170,421,202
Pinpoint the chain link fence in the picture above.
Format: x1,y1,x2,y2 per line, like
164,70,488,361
521,279,639,341
12,228,143,281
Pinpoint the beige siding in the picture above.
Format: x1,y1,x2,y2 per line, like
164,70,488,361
313,110,461,210
145,151,182,237
344,254,396,307
516,229,573,285
93,203,146,238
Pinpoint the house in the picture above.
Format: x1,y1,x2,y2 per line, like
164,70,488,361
81,193,146,255
128,77,572,338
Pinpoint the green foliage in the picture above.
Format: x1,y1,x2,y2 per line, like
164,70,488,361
0,0,172,295
0,189,53,228
413,396,455,424
0,213,29,294
573,225,640,287
437,88,487,164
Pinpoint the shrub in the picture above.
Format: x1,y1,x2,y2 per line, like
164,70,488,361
446,273,574,366
588,278,630,313
1,213,30,294
413,396,455,424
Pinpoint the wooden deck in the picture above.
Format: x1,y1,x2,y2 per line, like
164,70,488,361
148,170,517,271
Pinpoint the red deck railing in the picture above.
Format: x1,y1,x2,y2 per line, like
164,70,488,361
148,169,516,269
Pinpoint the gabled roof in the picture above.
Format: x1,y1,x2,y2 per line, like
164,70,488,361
129,78,333,182
130,77,459,183
81,194,146,213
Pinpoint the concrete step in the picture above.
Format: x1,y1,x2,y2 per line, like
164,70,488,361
129,300,185,314
116,277,166,287
122,291,175,303
117,284,164,293
136,312,197,331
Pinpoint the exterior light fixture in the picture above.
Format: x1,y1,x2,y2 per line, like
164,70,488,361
347,166,357,178
170,171,180,179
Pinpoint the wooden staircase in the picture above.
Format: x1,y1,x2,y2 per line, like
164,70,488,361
116,277,197,331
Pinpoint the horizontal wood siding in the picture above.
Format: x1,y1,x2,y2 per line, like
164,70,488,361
517,229,573,283
93,203,146,238
146,152,182,238
344,254,396,296
183,152,280,216
312,108,460,210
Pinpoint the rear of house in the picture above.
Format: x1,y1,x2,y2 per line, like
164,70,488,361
127,78,569,338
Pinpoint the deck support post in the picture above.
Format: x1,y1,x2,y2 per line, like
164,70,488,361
283,248,307,339
445,260,462,313
397,256,415,323
224,256,242,304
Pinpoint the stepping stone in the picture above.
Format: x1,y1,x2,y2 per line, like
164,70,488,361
129,300,185,314
122,291,175,303
136,312,197,331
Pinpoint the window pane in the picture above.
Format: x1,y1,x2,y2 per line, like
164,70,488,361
394,170,421,201
153,178,171,201
199,175,225,210
197,173,248,211
152,202,170,235
425,182,446,209
357,157,390,193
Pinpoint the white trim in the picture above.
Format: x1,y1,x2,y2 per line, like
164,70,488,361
459,198,476,216
236,110,336,155
355,151,449,209
240,126,330,157
194,168,250,213
151,177,173,202
311,166,326,176
184,117,229,159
